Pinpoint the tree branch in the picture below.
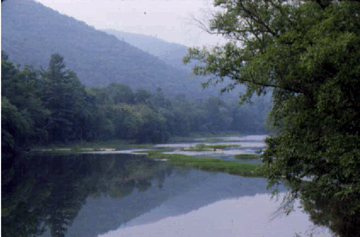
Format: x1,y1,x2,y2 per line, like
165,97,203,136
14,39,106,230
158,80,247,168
232,74,304,94
238,1,279,37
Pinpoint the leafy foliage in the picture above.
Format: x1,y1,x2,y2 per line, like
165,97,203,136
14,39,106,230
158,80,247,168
184,1,360,235
1,52,49,161
41,53,96,142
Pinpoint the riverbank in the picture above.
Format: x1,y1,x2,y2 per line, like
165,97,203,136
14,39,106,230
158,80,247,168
31,139,153,154
31,136,266,177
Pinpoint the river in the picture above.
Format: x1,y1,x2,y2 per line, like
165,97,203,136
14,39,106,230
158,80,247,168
1,135,332,237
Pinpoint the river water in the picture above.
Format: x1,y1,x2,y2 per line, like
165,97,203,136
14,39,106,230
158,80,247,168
2,135,332,237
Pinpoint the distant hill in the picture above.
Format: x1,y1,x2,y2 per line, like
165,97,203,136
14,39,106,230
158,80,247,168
103,29,246,97
103,29,191,70
1,0,221,98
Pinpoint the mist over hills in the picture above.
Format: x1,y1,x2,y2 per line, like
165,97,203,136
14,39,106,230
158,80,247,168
1,0,225,98
103,29,246,97
103,29,191,70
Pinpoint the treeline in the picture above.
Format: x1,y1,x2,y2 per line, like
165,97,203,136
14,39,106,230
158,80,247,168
1,52,269,159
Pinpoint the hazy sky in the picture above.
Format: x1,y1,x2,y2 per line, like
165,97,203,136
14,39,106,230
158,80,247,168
35,0,227,47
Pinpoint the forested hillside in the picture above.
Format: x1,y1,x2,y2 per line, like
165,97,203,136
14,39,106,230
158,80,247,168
1,53,269,160
1,0,217,98
103,29,190,70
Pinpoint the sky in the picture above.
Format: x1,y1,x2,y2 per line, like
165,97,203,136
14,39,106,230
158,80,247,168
34,0,227,47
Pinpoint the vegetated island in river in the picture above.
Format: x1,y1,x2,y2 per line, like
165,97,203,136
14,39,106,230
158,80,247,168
146,151,264,177
31,136,264,178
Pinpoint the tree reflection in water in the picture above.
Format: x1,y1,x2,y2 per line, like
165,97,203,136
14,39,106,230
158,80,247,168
2,153,357,237
279,181,360,237
300,190,360,237
1,154,172,237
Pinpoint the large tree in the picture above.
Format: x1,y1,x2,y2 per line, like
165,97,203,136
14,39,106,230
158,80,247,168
1,52,49,160
183,1,360,236
41,53,96,142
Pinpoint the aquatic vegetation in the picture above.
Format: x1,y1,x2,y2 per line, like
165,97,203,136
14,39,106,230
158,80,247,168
185,144,207,151
185,144,239,151
147,151,263,177
234,154,260,160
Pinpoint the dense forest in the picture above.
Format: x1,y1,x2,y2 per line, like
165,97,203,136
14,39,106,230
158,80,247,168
1,52,269,160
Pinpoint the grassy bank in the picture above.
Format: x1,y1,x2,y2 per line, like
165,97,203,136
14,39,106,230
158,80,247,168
234,154,260,160
147,151,264,177
184,144,240,151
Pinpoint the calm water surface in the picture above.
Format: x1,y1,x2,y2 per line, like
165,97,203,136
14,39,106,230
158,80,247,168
2,136,332,237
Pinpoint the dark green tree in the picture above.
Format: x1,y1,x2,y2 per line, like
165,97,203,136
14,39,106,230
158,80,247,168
184,1,360,235
134,88,153,105
1,97,32,161
97,83,135,105
1,53,49,158
41,53,95,142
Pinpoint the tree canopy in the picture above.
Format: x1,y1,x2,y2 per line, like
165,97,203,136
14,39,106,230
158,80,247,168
183,1,360,236
2,52,269,160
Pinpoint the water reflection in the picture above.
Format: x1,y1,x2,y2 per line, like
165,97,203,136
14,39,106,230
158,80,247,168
2,153,275,237
46,163,276,236
2,153,171,237
154,141,266,149
100,194,332,237
2,152,337,237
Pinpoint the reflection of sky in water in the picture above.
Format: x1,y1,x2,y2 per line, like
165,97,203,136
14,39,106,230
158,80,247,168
64,170,275,236
155,135,268,150
6,150,333,237
62,167,331,237
163,148,260,156
99,193,331,237
63,136,332,236
83,149,148,154
158,137,266,158
154,141,266,148
84,135,268,157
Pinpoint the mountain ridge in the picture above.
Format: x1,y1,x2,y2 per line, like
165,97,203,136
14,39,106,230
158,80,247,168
103,29,191,70
1,0,220,98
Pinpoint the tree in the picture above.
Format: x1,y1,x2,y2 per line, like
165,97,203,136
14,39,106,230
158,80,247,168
41,53,95,142
183,1,360,236
1,97,32,161
134,88,153,105
103,83,135,105
1,53,49,159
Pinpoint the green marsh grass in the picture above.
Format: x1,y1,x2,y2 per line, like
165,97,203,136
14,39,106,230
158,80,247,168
234,154,260,160
185,144,239,151
147,151,264,177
